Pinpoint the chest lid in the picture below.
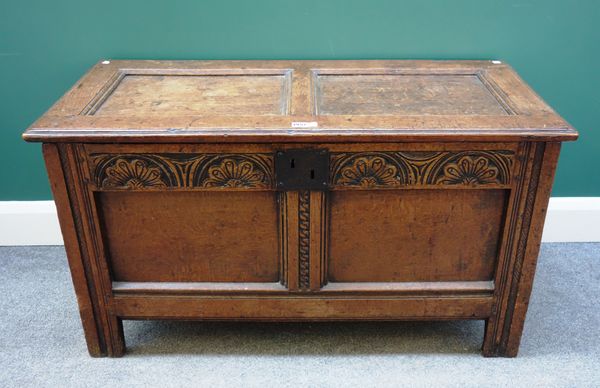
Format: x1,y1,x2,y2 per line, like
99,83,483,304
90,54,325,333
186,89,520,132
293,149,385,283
23,60,577,143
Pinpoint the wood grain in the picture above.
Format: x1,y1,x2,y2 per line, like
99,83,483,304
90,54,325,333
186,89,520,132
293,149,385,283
316,74,510,115
98,191,279,282
112,295,494,320
92,74,290,116
328,189,506,282
42,144,105,357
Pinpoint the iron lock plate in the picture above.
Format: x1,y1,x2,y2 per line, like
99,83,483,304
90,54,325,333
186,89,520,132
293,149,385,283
275,149,329,191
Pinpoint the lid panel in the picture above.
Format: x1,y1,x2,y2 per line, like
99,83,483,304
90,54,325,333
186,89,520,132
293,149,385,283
316,74,509,116
90,73,291,116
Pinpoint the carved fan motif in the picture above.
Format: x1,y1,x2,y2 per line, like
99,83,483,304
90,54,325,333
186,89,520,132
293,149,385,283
337,156,400,188
437,156,500,185
103,159,167,188
202,159,267,188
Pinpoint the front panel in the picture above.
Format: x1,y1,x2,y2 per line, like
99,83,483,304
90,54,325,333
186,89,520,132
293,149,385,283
328,189,506,282
79,145,284,293
98,191,279,282
68,142,521,303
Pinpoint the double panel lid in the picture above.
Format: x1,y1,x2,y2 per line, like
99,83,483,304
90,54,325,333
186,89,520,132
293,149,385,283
23,60,577,143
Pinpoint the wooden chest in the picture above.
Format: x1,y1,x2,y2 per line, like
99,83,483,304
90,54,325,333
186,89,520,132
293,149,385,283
24,60,577,357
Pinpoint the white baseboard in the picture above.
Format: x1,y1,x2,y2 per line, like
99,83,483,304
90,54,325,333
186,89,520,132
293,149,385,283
0,201,63,246
540,197,600,242
0,198,599,246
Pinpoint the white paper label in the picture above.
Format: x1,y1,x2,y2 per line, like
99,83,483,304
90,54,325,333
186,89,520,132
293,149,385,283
291,121,318,128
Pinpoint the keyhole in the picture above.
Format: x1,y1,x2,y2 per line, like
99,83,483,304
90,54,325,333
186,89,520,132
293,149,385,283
290,159,295,168
310,169,315,179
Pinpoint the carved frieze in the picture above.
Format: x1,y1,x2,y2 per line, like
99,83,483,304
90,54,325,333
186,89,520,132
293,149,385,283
330,150,514,188
90,153,274,189
91,150,513,190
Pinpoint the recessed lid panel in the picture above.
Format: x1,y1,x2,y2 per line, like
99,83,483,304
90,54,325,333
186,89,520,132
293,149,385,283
316,74,510,116
88,73,290,116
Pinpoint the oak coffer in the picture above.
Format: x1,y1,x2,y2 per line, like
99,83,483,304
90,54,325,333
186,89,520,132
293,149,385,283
23,60,577,357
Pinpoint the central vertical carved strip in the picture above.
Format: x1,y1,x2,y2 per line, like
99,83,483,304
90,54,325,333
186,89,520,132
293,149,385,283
298,190,311,290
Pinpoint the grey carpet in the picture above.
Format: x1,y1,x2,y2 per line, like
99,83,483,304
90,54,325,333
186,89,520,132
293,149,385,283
0,244,598,387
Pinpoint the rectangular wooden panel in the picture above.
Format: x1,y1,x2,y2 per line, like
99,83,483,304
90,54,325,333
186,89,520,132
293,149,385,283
92,74,290,116
316,74,509,115
97,191,280,282
112,295,494,320
328,189,507,282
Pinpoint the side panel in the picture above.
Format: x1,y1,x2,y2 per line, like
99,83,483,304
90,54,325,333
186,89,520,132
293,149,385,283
483,142,561,356
42,144,106,357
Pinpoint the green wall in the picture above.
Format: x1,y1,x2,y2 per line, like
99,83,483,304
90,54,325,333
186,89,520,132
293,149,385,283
1,0,598,199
